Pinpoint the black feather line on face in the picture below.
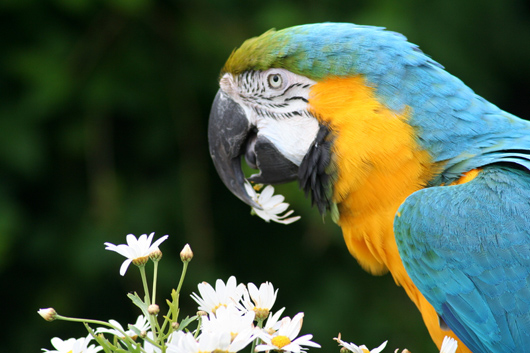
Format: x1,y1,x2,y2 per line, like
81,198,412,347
298,124,335,216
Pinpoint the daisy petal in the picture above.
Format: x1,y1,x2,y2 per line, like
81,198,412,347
119,259,133,276
259,185,275,201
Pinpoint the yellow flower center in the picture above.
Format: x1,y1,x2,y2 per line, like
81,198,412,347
271,335,291,349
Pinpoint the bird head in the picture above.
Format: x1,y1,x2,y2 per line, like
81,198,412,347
208,65,331,208
208,23,448,219
208,24,351,217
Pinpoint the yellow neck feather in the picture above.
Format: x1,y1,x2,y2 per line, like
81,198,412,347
308,76,437,276
308,76,474,352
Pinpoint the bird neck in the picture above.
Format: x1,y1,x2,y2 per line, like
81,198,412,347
308,75,438,275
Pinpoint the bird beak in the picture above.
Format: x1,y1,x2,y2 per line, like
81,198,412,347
208,89,299,208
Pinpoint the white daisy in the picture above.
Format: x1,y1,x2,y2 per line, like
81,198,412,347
439,336,458,353
256,312,320,352
200,304,255,338
167,330,251,353
334,334,387,353
96,314,150,339
42,335,102,353
190,276,246,314
244,182,301,224
199,304,257,351
240,281,278,320
104,232,168,276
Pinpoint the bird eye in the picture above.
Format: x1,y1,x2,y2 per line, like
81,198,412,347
267,73,283,89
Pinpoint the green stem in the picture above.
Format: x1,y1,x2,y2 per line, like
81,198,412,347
55,314,138,348
174,261,189,315
84,323,113,353
151,260,161,344
250,337,257,353
142,331,163,351
194,315,202,339
176,262,188,297
152,261,159,306
159,260,188,336
139,265,159,343
139,265,151,304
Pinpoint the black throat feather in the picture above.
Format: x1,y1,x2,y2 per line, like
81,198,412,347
298,124,336,216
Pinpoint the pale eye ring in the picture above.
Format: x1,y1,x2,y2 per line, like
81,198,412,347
267,73,283,89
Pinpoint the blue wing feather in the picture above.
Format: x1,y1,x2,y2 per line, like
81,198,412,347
395,166,530,353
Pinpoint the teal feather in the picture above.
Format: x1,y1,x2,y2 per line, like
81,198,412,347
395,167,530,353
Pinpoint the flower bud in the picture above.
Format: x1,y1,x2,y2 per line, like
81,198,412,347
148,304,160,315
149,248,163,262
38,307,57,322
171,321,180,330
180,244,193,262
197,310,208,317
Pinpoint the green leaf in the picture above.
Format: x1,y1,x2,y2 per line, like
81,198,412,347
128,292,149,317
178,315,198,332
170,289,180,322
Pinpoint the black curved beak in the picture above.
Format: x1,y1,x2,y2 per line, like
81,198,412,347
208,89,299,208
208,90,260,208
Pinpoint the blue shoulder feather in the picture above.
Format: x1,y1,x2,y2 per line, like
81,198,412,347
395,166,530,353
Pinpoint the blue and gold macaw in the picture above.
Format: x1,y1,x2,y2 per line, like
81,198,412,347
207,23,530,353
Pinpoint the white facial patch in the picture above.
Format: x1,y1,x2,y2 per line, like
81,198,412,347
219,69,320,166
257,114,319,166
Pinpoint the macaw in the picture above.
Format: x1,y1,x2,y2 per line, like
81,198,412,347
207,23,530,353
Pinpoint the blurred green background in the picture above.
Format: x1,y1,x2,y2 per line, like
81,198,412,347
2,0,530,351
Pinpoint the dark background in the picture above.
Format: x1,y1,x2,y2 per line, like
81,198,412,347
2,0,530,352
